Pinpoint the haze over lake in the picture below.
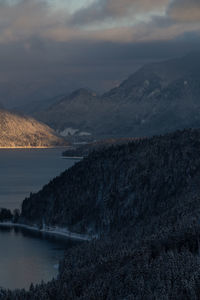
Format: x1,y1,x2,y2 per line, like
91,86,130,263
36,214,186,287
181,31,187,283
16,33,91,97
0,148,76,210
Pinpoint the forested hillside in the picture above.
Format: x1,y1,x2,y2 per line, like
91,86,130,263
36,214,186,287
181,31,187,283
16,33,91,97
0,109,66,147
3,128,200,299
62,137,137,158
20,129,200,236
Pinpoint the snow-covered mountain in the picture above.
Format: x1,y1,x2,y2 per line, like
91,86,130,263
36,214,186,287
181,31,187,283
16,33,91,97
30,53,200,140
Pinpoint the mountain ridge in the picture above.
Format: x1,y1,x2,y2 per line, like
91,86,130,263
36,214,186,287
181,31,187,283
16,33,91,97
19,128,200,235
31,52,200,141
0,109,67,148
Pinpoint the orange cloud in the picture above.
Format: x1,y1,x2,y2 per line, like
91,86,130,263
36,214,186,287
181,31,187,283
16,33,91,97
0,0,199,45
168,0,200,22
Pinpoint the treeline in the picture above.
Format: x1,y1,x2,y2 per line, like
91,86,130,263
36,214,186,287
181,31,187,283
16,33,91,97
20,128,200,237
0,208,20,223
3,128,200,298
62,137,138,158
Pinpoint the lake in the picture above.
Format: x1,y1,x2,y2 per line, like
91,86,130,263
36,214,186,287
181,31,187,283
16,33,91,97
0,149,79,290
0,148,77,210
0,225,79,290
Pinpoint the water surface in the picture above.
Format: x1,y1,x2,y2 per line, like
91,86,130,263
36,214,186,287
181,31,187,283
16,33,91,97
0,225,79,290
0,149,79,290
0,148,76,210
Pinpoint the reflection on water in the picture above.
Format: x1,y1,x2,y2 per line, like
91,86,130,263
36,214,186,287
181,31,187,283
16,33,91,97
0,149,80,290
0,225,80,290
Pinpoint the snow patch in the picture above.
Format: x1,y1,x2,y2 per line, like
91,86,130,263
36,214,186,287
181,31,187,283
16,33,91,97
0,222,96,241
59,128,79,137
54,264,59,270
78,131,91,136
59,128,92,137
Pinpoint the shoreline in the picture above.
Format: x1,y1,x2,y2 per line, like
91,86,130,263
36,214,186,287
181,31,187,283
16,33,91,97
61,156,83,160
0,146,69,149
0,222,94,241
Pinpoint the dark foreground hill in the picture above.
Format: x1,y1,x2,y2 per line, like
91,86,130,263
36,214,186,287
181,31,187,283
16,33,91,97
3,128,200,299
62,137,138,158
0,109,66,147
20,128,200,235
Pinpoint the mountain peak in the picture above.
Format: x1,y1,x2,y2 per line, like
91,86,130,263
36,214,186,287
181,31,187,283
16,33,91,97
70,88,97,99
33,53,200,141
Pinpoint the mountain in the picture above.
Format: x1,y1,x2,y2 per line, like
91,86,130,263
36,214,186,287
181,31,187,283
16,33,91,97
33,53,200,140
19,128,200,235
0,109,67,147
13,95,63,115
103,52,200,102
34,88,100,140
3,128,200,299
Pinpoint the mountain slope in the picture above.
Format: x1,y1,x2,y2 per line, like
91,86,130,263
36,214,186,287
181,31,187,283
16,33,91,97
33,53,200,140
103,52,200,101
0,109,66,147
34,88,100,139
20,128,200,236
5,128,200,299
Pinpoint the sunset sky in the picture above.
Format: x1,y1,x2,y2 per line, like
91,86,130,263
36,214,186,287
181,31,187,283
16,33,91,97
0,0,200,107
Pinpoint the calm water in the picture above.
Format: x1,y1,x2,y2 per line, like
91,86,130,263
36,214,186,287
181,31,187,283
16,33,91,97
0,148,76,210
0,225,79,290
0,149,79,290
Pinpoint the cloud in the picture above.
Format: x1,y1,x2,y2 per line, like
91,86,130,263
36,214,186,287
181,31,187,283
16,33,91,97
168,0,200,22
0,0,199,45
70,0,169,26
0,0,50,42
0,0,199,107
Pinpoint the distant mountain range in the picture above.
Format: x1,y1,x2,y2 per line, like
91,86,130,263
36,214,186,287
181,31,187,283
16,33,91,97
30,53,200,140
0,109,66,148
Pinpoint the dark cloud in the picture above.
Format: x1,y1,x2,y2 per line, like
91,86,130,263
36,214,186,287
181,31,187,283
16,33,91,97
0,0,199,107
70,0,169,25
1,33,200,107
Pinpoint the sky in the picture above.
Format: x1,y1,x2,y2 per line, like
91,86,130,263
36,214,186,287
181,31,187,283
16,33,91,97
0,0,200,107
